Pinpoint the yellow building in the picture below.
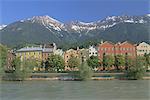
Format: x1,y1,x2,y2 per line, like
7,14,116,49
64,49,79,67
16,46,43,61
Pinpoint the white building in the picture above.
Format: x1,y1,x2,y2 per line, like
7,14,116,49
89,45,98,57
136,42,150,56
54,49,64,57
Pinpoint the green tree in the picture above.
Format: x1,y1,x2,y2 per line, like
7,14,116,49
144,53,150,70
3,58,37,81
22,59,38,75
0,44,7,73
87,56,99,69
106,55,115,70
10,57,24,80
68,55,80,69
126,57,146,80
114,55,125,70
125,54,133,71
78,61,93,81
102,53,107,70
48,54,65,72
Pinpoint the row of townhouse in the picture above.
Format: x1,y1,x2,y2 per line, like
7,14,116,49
6,41,150,70
63,41,150,67
98,41,150,60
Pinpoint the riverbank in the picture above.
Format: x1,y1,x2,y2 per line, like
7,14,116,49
1,72,150,81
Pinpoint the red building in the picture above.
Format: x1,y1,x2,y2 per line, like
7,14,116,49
98,41,115,60
98,41,136,60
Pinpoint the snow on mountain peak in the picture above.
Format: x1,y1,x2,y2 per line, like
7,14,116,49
147,14,150,17
106,16,117,21
0,25,7,30
13,14,149,33
30,15,65,31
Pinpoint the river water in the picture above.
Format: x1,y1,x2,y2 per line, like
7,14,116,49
0,80,149,100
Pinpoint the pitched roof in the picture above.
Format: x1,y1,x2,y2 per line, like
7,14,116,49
17,47,43,52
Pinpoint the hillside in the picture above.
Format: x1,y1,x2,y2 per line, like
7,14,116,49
0,14,149,49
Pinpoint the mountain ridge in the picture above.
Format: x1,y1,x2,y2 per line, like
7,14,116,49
0,14,149,49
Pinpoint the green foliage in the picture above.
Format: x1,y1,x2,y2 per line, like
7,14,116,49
47,54,65,72
114,55,125,70
103,55,114,68
87,56,99,69
78,61,93,81
3,58,37,81
126,57,146,80
144,53,150,69
22,59,38,75
68,55,80,69
10,57,25,80
0,44,7,73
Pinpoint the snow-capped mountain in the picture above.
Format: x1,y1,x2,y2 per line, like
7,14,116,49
0,14,149,47
66,14,150,33
10,14,149,33
0,25,7,30
26,15,65,31
93,15,148,28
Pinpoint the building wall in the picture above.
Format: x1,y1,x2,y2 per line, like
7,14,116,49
42,52,53,61
64,49,79,67
98,41,136,60
137,42,150,56
54,49,64,57
16,51,42,62
98,42,115,60
78,49,89,62
117,42,136,57
89,46,98,57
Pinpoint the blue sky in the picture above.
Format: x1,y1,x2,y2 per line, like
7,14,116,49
1,0,149,24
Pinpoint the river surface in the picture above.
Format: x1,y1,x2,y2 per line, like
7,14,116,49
0,80,150,100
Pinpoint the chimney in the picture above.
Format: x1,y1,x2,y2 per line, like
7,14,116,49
40,45,42,48
101,40,104,44
77,47,79,50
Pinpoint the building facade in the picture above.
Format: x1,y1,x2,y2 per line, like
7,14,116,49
89,45,98,57
16,43,57,62
54,49,64,57
42,43,57,61
98,41,136,60
64,49,79,67
16,47,43,62
136,42,150,56
78,48,89,62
